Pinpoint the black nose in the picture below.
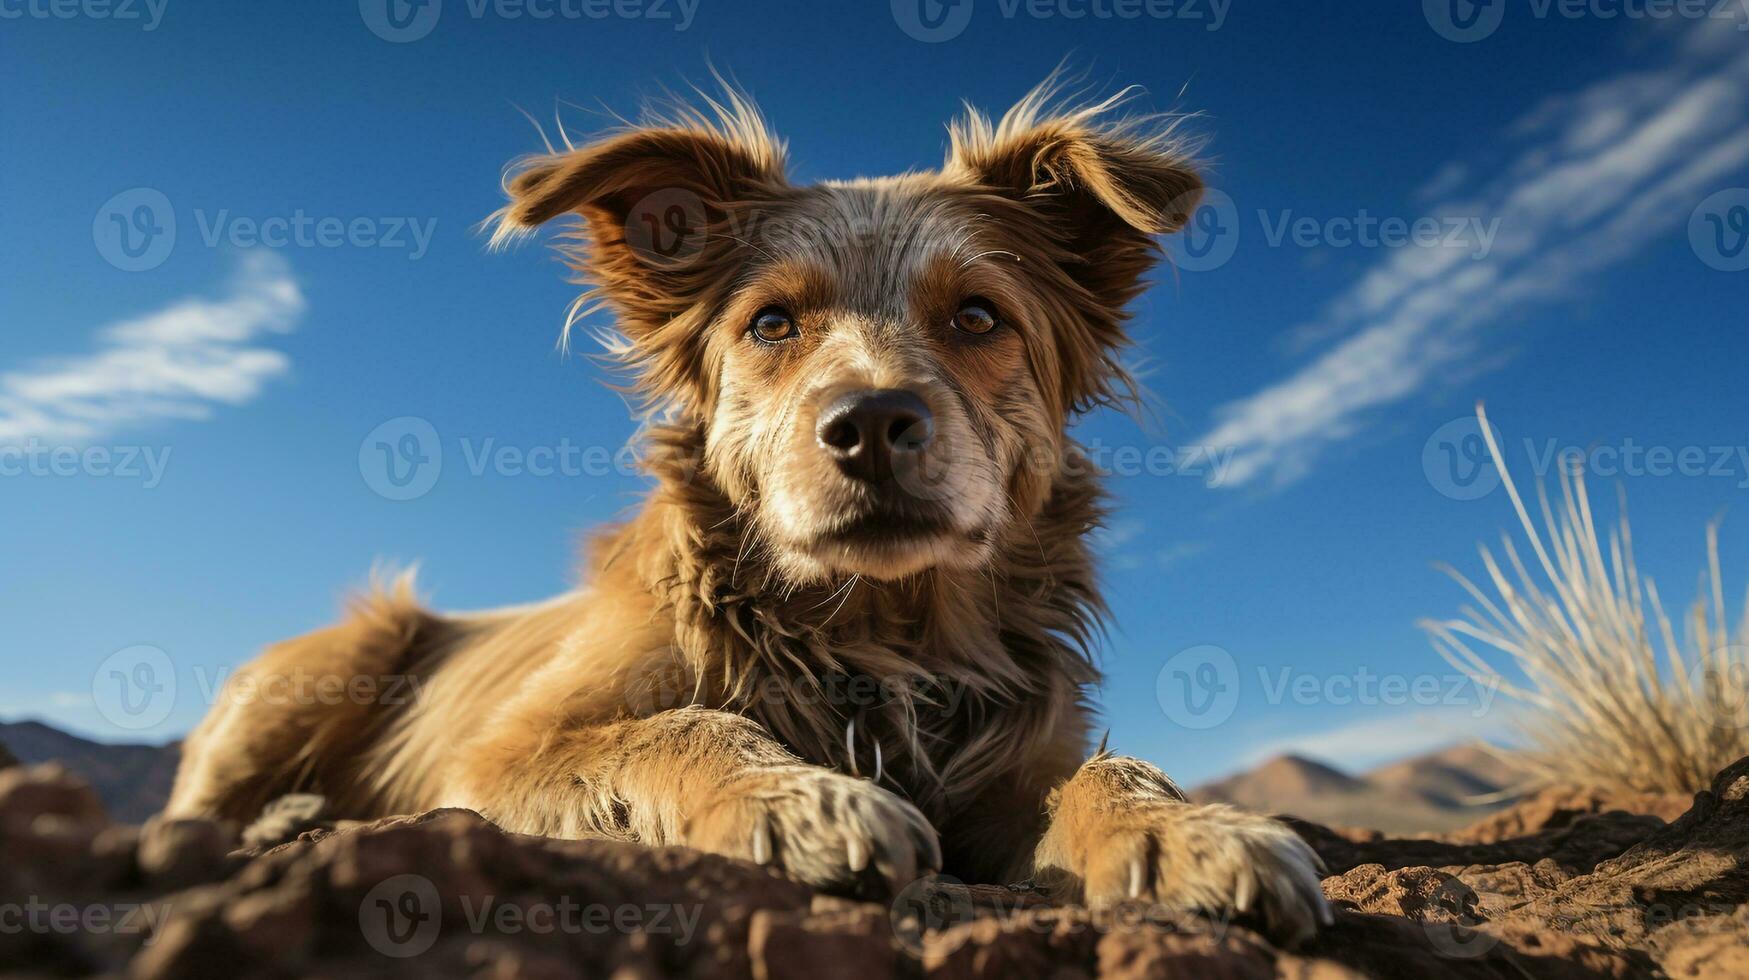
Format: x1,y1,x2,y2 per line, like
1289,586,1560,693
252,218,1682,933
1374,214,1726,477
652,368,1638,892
816,389,935,483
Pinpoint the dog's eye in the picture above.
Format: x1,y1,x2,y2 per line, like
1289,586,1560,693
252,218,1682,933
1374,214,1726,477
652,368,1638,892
951,300,999,336
750,307,798,344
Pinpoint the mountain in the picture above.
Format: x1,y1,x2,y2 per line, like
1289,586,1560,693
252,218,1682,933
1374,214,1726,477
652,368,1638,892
1193,743,1520,835
1364,742,1519,807
0,719,179,823
0,719,1520,835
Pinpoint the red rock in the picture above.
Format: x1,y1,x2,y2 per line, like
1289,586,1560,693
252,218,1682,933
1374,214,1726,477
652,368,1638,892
0,759,1744,977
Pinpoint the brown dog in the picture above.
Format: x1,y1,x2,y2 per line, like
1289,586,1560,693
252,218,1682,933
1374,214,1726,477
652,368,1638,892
166,80,1330,943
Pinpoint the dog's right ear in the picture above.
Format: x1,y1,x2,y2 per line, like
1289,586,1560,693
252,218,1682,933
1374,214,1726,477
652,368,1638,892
490,107,788,407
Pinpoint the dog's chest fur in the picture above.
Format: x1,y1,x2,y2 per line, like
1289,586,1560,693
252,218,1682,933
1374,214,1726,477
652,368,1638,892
600,424,1106,821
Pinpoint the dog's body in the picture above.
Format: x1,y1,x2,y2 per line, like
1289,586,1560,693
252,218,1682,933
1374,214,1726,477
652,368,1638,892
166,81,1330,942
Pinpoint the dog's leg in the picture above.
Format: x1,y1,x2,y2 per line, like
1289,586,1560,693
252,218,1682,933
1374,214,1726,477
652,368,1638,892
164,587,437,822
1032,752,1332,945
446,705,941,893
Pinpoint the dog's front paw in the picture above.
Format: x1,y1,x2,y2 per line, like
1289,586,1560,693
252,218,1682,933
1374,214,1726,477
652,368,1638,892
684,765,941,896
1040,802,1332,946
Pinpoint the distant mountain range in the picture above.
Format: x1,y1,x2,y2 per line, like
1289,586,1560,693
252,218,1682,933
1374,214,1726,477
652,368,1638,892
1192,743,1522,835
0,720,179,823
0,719,1518,835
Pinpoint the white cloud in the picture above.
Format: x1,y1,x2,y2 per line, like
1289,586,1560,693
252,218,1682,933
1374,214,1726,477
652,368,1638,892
0,253,304,445
1202,34,1749,490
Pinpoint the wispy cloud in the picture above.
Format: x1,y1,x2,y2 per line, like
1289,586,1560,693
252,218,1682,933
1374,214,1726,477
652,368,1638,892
1202,32,1749,490
0,253,304,445
1155,541,1206,570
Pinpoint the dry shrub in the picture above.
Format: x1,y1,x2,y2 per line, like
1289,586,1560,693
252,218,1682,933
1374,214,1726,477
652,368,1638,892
1421,406,1749,794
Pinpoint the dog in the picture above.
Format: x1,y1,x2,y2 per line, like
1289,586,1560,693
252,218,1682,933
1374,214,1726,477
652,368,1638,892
165,78,1331,944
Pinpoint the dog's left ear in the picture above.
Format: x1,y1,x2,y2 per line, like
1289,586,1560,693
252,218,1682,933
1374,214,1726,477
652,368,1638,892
946,110,1202,299
946,100,1202,411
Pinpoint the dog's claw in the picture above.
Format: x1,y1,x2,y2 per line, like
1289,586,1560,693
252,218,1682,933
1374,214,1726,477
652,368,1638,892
751,812,772,866
686,766,939,896
1058,802,1332,947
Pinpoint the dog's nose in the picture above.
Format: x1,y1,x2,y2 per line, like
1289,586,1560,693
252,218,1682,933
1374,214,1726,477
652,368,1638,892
816,389,934,483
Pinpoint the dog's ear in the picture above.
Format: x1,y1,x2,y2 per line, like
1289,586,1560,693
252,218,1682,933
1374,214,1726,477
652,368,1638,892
946,101,1202,298
946,91,1202,412
491,106,788,410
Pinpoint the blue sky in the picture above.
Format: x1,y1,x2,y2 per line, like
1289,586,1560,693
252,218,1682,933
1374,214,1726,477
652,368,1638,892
4,1,1748,786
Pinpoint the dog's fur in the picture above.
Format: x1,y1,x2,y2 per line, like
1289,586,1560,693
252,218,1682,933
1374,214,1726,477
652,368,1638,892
166,79,1331,943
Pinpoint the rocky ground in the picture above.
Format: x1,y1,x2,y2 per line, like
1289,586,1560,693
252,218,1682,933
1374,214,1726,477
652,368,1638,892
2,751,1746,978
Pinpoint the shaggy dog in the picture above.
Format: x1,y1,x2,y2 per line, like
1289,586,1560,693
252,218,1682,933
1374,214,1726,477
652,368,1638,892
166,80,1331,943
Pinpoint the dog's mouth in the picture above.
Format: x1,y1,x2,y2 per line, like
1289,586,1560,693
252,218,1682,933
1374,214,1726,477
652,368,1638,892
799,504,993,579
818,507,954,545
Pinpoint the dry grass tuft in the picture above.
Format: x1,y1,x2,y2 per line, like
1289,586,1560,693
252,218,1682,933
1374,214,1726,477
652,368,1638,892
1421,406,1749,794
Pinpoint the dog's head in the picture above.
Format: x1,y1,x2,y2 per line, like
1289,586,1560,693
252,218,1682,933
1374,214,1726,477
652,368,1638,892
494,84,1201,585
